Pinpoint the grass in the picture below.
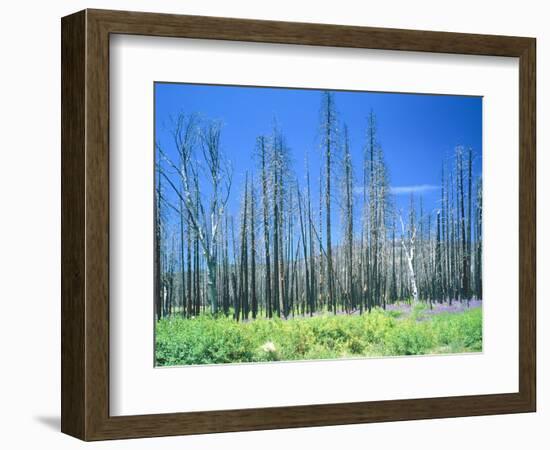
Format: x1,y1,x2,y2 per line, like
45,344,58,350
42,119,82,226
155,304,482,366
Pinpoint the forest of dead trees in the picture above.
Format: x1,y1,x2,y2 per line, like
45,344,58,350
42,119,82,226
155,91,482,322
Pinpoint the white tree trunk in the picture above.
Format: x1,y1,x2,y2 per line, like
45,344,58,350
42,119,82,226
404,248,418,303
399,214,419,303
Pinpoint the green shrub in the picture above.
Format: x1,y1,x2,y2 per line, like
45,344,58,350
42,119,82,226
155,306,482,366
385,321,434,355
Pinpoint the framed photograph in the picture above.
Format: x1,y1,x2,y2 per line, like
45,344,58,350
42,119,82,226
61,9,536,440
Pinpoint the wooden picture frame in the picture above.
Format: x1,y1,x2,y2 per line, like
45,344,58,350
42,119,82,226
61,8,536,441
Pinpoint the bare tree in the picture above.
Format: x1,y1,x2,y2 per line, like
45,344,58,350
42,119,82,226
342,125,354,311
154,150,163,320
297,183,312,315
320,91,338,313
257,136,273,318
399,201,419,303
239,174,249,320
159,114,232,314
250,175,258,319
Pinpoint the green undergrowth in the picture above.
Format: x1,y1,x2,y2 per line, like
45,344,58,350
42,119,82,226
155,304,482,366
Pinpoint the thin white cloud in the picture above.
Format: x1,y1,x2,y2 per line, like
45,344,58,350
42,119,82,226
390,184,439,195
353,184,439,196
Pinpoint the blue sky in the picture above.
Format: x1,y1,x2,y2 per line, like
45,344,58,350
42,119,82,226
155,82,482,240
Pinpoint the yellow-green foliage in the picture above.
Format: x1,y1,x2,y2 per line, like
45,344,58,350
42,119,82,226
155,306,482,366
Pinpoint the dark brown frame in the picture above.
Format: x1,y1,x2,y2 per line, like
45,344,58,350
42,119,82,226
61,8,536,441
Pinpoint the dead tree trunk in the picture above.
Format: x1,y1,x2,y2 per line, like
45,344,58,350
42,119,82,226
400,213,418,303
